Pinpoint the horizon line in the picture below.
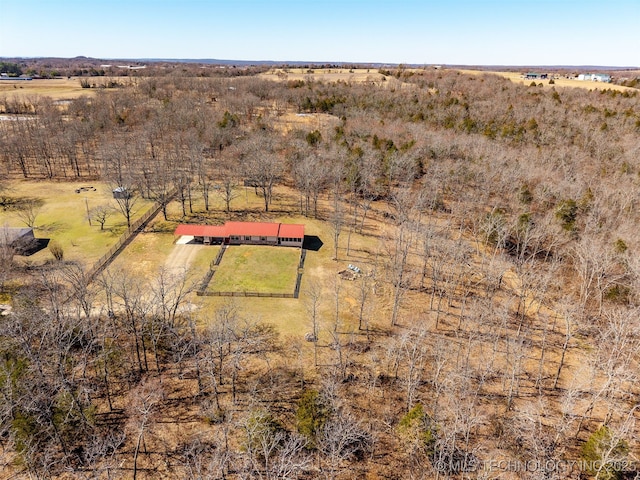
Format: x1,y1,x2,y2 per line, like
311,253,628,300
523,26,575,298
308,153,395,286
1,56,638,70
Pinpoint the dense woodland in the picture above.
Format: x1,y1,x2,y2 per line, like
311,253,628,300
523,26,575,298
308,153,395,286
1,61,640,479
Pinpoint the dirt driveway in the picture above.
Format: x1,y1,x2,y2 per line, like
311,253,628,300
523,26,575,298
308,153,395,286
163,239,205,273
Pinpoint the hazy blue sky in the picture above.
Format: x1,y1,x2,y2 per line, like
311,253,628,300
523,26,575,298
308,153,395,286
1,0,638,66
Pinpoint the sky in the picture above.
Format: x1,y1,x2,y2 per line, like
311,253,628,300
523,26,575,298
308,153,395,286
0,0,638,66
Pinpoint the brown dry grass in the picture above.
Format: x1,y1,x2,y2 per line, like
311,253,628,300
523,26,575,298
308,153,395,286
0,77,98,101
457,68,638,92
259,67,411,91
7,178,615,476
260,67,387,83
272,110,341,135
262,66,638,94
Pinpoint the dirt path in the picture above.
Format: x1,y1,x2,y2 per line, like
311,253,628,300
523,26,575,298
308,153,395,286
163,242,205,273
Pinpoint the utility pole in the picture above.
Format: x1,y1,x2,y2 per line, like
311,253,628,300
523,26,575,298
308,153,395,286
85,197,92,226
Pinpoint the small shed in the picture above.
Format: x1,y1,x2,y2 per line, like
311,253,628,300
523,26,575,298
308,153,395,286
112,187,130,199
1,227,35,251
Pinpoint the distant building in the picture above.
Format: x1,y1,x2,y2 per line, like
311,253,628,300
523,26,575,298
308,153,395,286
577,73,611,82
0,74,32,81
116,65,147,70
524,72,548,80
174,222,305,248
112,186,130,199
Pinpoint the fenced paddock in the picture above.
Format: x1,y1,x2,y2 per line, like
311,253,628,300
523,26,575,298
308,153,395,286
198,291,297,298
197,244,305,298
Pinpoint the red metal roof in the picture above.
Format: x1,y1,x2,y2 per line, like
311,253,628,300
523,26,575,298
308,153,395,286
224,221,280,237
174,222,305,239
174,224,227,237
174,224,205,237
278,223,305,238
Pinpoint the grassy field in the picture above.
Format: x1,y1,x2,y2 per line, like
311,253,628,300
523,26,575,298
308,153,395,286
0,77,98,102
0,180,154,266
272,111,341,135
259,67,412,93
261,66,639,93
107,231,179,278
209,245,300,294
458,68,638,92
260,67,387,83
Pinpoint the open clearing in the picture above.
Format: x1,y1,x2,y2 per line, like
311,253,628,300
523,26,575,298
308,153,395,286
272,111,341,135
0,180,154,266
260,67,412,91
458,68,638,92
0,77,99,102
260,67,387,83
208,244,300,294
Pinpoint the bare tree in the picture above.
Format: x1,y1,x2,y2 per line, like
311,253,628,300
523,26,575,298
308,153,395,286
148,267,195,374
292,143,332,218
241,408,286,479
62,262,96,320
399,325,429,411
304,280,323,366
15,198,43,228
127,379,162,480
0,226,19,289
90,204,114,230
215,148,242,214
330,208,344,263
241,136,283,213
110,181,139,229
554,303,576,389
319,412,373,478
101,138,141,228
387,221,414,326
101,269,150,373
357,272,375,332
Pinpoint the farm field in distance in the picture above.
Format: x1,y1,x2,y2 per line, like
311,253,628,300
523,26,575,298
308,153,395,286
458,68,639,92
0,66,634,111
260,66,639,92
0,77,97,101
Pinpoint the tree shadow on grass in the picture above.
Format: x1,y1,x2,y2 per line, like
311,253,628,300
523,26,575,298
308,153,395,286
303,235,323,251
36,222,65,233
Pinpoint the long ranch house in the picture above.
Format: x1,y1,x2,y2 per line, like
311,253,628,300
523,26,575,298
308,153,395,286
174,221,304,247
